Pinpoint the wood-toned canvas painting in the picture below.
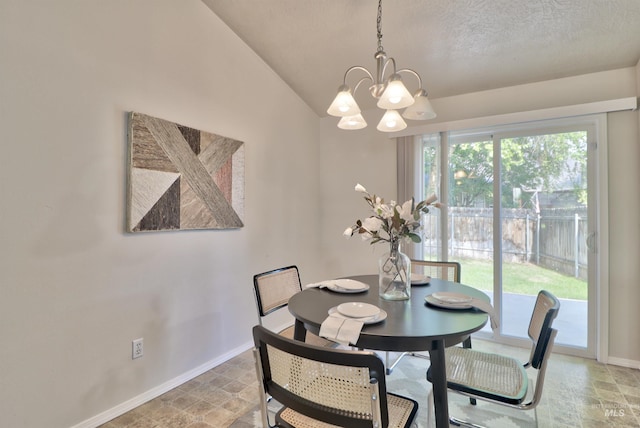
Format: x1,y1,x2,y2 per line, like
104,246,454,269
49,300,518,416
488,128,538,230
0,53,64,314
127,112,244,232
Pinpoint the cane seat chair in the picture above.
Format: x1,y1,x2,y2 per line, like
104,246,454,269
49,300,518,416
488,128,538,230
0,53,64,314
386,260,468,375
252,325,418,428
426,290,560,428
412,260,461,283
253,265,335,348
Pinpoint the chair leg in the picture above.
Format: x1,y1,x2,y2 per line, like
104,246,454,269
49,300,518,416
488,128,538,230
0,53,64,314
408,351,430,360
428,386,486,428
426,385,434,428
385,351,408,375
449,416,486,427
254,349,276,427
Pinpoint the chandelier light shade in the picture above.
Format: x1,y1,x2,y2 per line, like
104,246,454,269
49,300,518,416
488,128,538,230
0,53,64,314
377,109,407,132
402,89,437,120
338,113,368,130
326,85,361,117
377,75,414,110
327,0,436,132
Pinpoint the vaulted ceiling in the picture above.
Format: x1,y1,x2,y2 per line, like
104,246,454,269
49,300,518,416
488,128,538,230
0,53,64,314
203,0,640,117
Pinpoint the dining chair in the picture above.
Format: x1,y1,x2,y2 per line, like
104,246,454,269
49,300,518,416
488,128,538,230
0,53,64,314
253,265,335,348
412,260,461,283
252,324,419,428
386,260,467,375
425,290,560,428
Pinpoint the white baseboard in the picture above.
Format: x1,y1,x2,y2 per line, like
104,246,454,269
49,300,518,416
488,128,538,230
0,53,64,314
606,356,640,369
70,341,254,428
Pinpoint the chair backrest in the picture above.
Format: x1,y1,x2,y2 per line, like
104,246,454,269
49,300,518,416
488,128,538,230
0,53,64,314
527,290,560,369
411,260,461,282
252,325,391,428
253,266,302,320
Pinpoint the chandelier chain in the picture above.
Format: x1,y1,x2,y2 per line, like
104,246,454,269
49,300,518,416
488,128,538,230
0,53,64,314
376,0,384,53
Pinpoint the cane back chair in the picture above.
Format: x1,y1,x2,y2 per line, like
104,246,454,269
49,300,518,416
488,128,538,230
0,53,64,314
426,290,560,427
253,265,335,348
253,325,418,428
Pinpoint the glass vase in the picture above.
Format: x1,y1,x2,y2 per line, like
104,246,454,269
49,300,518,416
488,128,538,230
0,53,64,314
378,239,411,300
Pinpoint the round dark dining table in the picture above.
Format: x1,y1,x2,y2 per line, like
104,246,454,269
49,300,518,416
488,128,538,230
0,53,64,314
288,274,489,428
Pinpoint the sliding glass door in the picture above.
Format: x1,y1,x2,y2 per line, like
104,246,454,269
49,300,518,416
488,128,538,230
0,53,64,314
416,116,600,358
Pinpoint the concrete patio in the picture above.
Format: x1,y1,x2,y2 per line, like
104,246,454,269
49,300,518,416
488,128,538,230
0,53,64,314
479,291,588,349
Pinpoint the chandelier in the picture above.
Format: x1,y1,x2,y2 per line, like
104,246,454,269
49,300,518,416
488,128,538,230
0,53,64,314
326,0,436,132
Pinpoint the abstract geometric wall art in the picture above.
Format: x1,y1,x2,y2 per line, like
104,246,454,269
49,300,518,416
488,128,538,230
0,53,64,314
127,112,244,232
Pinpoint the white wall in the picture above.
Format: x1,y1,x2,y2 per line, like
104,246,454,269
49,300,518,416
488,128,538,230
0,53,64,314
318,121,397,276
430,67,637,123
607,110,640,363
606,58,640,364
319,68,640,363
0,1,322,427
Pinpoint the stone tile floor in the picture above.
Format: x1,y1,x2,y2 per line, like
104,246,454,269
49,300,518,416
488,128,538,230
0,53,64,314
99,339,640,427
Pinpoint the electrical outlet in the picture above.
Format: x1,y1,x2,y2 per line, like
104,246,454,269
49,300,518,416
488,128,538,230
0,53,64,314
132,338,144,359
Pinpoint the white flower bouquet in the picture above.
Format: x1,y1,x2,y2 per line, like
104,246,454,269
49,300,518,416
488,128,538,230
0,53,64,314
343,183,439,245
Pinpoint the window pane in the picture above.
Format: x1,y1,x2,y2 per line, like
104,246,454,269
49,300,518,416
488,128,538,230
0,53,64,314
500,132,588,346
420,134,440,259
448,138,494,294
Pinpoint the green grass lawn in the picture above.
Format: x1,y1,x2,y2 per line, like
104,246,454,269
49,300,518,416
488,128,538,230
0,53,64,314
459,258,588,300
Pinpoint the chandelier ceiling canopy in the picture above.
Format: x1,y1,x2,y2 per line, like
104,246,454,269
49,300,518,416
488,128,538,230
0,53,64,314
327,0,436,132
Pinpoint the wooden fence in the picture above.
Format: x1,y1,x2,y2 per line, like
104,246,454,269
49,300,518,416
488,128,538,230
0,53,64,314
422,207,588,279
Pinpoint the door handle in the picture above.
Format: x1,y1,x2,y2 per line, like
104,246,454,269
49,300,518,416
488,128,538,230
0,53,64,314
586,231,597,253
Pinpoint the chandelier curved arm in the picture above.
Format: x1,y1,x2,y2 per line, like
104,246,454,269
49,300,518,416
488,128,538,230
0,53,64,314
379,56,397,83
396,68,424,93
343,66,374,92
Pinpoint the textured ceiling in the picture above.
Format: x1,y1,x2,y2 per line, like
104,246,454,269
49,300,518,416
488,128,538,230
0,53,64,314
203,0,640,117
